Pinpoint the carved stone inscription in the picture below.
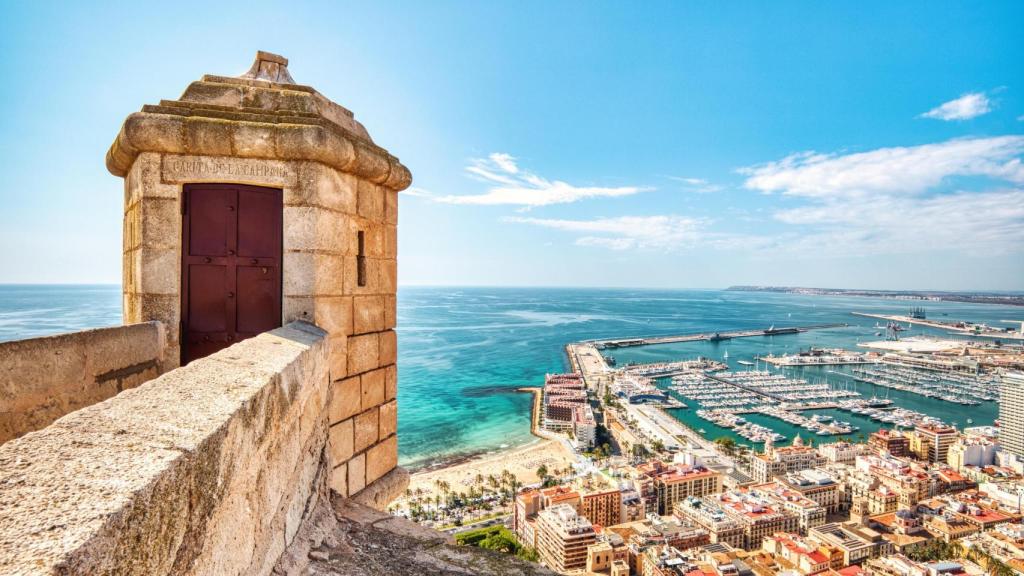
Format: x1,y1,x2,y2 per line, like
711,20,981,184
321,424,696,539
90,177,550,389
162,155,296,187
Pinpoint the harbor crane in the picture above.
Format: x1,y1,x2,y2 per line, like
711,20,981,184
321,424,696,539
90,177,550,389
885,321,907,341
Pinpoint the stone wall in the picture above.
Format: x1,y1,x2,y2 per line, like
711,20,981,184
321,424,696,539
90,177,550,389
0,322,165,444
0,321,331,575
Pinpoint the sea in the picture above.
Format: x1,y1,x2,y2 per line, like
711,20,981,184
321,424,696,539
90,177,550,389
1,285,1018,471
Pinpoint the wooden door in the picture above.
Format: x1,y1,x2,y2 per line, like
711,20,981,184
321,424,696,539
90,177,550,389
181,183,282,365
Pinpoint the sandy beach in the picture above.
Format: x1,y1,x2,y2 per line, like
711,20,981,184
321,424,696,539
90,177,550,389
404,437,576,500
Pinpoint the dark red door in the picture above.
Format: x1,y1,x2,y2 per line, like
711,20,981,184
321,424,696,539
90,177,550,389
181,183,282,365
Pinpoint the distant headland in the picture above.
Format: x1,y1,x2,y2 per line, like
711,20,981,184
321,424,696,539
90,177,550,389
727,285,1024,306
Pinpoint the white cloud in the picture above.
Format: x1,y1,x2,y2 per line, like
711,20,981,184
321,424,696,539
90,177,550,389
739,135,1024,257
403,187,435,198
435,153,648,207
669,176,722,193
506,215,704,250
740,136,1024,199
921,93,992,121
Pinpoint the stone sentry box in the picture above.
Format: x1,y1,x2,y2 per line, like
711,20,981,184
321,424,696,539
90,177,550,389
106,52,410,500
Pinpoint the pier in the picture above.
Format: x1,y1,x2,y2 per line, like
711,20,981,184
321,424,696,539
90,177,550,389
851,311,1024,341
590,323,848,349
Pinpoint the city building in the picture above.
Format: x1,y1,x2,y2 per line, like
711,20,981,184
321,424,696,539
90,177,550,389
536,504,597,573
819,441,867,465
1002,372,1024,458
808,522,893,567
751,435,826,483
778,469,842,515
581,487,623,528
868,430,910,458
635,461,724,515
913,424,959,463
761,533,836,574
543,373,588,433
947,437,1000,470
752,481,828,533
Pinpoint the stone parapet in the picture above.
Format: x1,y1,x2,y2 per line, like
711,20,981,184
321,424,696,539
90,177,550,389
0,321,166,444
0,322,330,575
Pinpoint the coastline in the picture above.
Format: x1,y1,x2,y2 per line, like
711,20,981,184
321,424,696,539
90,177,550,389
399,385,574,504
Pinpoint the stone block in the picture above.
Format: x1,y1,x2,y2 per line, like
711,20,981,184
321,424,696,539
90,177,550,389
349,453,366,494
362,223,385,258
140,197,180,251
385,365,397,401
283,206,318,252
313,253,346,296
381,259,397,293
137,293,180,332
384,225,397,259
354,409,379,453
183,117,235,157
352,295,385,334
384,190,398,225
317,209,351,255
347,333,378,376
138,247,180,295
384,295,396,329
282,251,314,297
328,334,347,381
313,296,352,336
329,463,348,498
328,376,360,423
290,162,357,214
283,295,314,324
328,418,354,465
357,179,385,221
379,330,397,366
360,369,385,411
379,401,397,438
232,122,276,157
365,435,398,486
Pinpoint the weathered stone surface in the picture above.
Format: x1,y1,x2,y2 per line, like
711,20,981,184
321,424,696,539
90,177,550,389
352,295,384,334
328,418,354,465
0,322,165,444
272,495,555,576
353,409,379,452
347,333,379,376
360,369,385,411
378,400,397,439
365,435,398,485
350,466,409,512
384,365,397,401
328,376,360,423
106,69,412,192
0,322,330,576
348,453,366,494
379,330,397,366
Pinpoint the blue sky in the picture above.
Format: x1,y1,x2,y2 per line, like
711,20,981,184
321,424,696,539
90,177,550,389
1,1,1022,290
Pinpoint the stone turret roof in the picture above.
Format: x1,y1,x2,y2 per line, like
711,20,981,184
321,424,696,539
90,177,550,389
106,51,411,191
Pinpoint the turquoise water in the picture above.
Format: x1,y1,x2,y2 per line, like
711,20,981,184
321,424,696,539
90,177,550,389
1,285,1018,469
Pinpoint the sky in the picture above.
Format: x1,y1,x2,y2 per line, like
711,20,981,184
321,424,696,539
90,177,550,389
0,1,1022,290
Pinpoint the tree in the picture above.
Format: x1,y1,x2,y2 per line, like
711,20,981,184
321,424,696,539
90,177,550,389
714,436,738,456
536,464,549,481
651,439,665,453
